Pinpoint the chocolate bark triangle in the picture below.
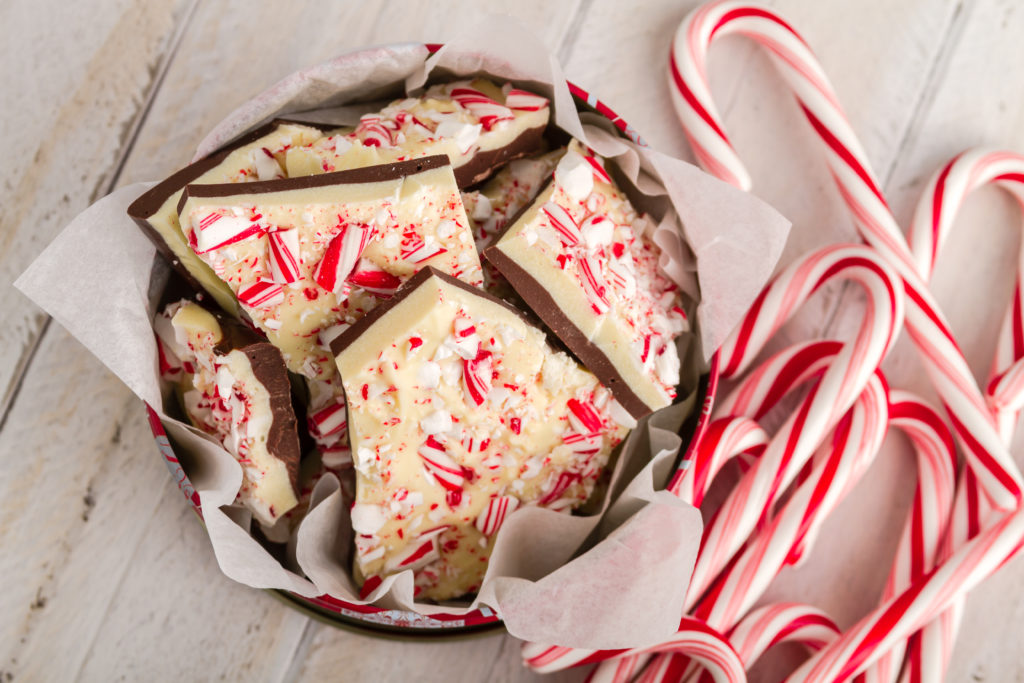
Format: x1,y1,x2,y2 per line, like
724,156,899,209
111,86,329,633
484,142,689,419
155,300,301,528
128,121,329,313
331,267,631,601
284,78,549,188
175,156,483,384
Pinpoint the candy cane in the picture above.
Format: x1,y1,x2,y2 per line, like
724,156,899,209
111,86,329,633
690,245,903,606
892,151,1024,681
523,618,745,683
669,0,1022,509
909,149,1024,439
859,392,958,683
727,603,839,670
786,503,1024,683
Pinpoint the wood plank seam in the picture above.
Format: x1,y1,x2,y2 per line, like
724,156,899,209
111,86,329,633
818,0,969,342
0,0,202,432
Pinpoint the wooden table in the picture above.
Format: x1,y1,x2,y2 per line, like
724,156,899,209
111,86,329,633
4,1,1023,680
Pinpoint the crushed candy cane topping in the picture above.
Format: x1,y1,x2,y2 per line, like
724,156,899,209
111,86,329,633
488,140,690,410
336,272,628,601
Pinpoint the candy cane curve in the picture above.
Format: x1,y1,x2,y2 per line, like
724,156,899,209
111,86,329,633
672,339,851,506
669,0,1023,509
909,148,1024,439
898,149,1024,681
689,244,903,605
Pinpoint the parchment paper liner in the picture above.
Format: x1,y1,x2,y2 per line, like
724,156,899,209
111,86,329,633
15,17,789,649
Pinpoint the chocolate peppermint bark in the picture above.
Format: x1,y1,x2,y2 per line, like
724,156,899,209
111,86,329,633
128,121,329,314
285,79,549,188
332,268,630,601
155,300,301,528
485,142,689,419
461,147,565,298
175,156,483,387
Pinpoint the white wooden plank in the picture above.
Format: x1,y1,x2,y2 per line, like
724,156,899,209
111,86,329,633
116,0,584,187
0,0,193,424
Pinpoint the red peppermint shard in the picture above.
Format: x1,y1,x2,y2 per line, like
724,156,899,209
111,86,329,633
462,350,493,406
418,436,465,492
542,202,582,246
450,87,514,131
567,398,603,434
347,261,402,296
504,89,549,112
385,525,448,571
267,229,302,284
578,255,610,314
539,472,582,506
356,115,393,147
309,401,347,438
194,211,265,254
314,223,374,294
238,278,285,308
585,155,613,184
475,495,520,536
400,236,447,264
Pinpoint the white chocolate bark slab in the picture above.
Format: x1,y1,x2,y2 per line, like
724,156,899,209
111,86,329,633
486,142,688,418
128,122,327,313
332,268,629,601
462,147,565,298
285,79,549,188
177,157,484,385
156,300,300,528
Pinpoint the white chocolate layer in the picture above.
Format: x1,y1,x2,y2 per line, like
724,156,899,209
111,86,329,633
178,162,483,383
144,123,326,313
488,141,688,415
285,79,548,184
335,270,628,601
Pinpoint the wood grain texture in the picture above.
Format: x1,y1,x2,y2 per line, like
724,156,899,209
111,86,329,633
5,0,1024,681
0,0,193,427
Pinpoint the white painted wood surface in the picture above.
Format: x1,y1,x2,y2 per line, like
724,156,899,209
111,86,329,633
3,1,1024,680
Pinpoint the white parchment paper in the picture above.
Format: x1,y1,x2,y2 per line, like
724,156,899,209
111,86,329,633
15,18,789,649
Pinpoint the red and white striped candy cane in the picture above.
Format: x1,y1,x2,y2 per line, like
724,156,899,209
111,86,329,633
671,340,851,507
522,617,746,683
669,0,1022,509
860,392,958,683
689,245,903,605
612,371,888,683
909,149,1024,439
785,502,1024,683
729,603,839,670
895,149,1024,681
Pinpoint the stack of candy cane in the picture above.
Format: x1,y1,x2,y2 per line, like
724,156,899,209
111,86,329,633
520,1,1024,680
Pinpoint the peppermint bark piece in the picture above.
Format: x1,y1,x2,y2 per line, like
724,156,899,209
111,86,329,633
462,148,565,298
128,121,328,313
332,268,630,601
485,142,689,419
155,300,301,528
176,156,483,384
285,79,549,188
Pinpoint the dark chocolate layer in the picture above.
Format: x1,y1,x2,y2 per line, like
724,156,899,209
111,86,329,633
452,124,547,188
178,155,452,213
205,307,302,494
330,267,538,358
483,244,652,420
127,119,337,304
